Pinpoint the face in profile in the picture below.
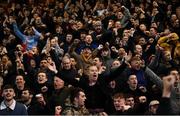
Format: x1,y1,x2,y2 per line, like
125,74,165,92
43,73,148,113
75,91,86,107
21,90,31,102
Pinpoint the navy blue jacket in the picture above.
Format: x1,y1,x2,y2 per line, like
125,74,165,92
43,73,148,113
0,102,27,115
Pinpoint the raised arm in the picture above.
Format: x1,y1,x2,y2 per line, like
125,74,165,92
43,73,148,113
144,67,163,89
56,70,85,89
64,0,71,10
148,45,162,70
106,0,111,11
68,39,83,69
123,6,131,20
157,75,175,114
103,59,127,83
120,6,131,28
92,0,100,13
78,0,84,11
41,38,51,55
158,35,170,45
32,26,41,39
12,22,26,43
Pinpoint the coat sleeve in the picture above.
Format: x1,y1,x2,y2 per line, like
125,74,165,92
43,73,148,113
103,61,127,83
13,23,26,43
157,98,173,115
144,67,163,89
33,27,41,39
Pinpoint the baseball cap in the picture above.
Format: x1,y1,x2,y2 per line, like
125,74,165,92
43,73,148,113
149,100,159,106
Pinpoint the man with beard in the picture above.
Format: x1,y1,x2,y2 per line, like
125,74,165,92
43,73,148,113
77,34,98,54
20,88,34,114
91,20,114,45
0,85,27,115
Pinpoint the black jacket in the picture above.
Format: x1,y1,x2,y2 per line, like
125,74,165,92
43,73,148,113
58,62,127,110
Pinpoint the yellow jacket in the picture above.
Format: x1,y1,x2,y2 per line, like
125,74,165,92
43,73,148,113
158,33,179,51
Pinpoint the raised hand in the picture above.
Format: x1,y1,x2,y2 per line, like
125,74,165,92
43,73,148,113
55,106,62,116
98,44,104,50
9,16,16,24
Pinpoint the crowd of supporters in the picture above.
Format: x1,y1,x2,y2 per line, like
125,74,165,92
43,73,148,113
0,0,179,115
